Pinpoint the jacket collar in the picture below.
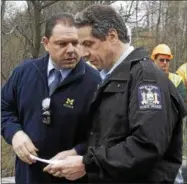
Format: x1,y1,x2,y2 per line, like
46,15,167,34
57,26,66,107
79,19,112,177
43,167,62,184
32,53,85,85
109,47,149,81
98,48,148,89
65,57,85,80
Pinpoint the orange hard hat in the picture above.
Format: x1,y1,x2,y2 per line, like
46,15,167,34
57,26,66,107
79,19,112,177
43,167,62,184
151,44,173,60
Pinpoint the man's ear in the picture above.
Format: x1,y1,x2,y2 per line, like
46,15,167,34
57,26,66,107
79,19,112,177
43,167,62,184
42,36,49,52
107,28,118,43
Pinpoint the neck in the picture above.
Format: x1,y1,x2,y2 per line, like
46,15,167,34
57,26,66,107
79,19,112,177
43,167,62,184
165,72,169,77
108,43,130,71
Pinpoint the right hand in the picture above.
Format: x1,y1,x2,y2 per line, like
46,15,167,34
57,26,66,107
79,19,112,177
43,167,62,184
12,130,38,164
43,149,77,175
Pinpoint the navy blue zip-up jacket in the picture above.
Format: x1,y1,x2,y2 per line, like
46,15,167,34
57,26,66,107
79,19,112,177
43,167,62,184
1,54,101,184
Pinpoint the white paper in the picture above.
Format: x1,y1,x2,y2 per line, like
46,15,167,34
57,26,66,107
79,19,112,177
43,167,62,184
30,154,59,164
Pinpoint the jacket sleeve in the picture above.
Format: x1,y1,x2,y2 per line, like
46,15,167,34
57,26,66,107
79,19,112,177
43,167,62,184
74,76,101,155
74,91,92,155
1,68,22,145
83,64,180,181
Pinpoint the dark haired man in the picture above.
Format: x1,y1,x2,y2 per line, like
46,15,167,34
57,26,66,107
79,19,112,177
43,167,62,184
1,13,101,184
49,5,186,183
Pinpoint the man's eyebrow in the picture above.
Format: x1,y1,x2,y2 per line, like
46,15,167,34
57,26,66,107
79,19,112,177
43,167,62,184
54,39,78,43
82,40,94,44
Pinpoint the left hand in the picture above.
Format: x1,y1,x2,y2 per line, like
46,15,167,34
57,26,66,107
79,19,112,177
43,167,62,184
43,149,77,176
49,156,86,180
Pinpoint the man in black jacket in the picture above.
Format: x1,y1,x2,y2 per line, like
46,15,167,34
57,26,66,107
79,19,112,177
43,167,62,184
47,5,186,183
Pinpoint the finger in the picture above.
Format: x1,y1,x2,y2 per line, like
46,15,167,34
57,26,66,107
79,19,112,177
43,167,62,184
66,175,77,181
49,168,59,175
49,167,65,175
43,164,52,172
16,149,24,160
16,148,32,164
61,168,78,175
21,146,33,164
66,172,85,181
25,142,38,156
51,161,66,170
53,171,63,178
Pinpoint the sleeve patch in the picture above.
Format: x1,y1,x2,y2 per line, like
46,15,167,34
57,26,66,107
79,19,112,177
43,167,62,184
138,84,162,110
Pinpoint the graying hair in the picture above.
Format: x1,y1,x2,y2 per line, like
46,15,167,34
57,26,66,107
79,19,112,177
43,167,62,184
75,4,130,43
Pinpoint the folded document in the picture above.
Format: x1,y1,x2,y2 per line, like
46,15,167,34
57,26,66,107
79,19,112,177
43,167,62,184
30,154,59,164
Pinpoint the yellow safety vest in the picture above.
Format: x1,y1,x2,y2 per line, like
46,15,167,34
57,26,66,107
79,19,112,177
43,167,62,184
176,63,187,88
169,72,183,88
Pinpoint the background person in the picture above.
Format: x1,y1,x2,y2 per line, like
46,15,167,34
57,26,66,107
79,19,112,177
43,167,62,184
151,44,186,101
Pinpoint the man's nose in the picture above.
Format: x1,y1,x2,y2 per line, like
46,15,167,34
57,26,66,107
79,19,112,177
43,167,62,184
82,51,90,61
163,60,168,64
66,43,74,54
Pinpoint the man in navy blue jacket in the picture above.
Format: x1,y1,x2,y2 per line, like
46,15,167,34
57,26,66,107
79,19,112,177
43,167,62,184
1,13,101,184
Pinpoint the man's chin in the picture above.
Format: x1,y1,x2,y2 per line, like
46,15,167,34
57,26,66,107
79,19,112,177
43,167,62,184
61,63,78,69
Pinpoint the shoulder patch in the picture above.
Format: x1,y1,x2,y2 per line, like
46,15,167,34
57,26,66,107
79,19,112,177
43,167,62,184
138,84,162,110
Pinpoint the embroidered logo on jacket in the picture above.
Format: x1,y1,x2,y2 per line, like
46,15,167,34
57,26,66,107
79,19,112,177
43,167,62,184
138,84,162,110
63,98,74,109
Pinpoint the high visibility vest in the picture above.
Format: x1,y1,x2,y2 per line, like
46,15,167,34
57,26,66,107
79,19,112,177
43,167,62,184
169,72,183,88
176,63,187,88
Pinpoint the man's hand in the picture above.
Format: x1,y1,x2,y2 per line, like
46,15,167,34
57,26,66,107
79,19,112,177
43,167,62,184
43,149,77,176
48,156,86,180
51,149,77,160
12,130,38,164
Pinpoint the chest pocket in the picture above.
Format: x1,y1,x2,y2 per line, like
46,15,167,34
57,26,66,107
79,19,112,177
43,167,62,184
101,80,128,116
103,81,127,93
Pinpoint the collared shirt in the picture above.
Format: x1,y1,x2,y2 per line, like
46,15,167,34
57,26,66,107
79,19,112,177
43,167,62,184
48,57,72,86
100,45,134,81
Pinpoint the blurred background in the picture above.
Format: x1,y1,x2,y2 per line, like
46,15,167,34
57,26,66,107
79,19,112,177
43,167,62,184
1,0,187,178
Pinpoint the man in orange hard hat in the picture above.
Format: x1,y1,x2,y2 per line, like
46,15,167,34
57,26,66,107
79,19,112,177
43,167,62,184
151,44,186,101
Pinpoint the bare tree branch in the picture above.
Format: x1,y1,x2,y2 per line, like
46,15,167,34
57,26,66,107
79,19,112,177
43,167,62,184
16,26,34,48
1,71,7,81
2,25,18,35
101,1,116,5
1,0,6,20
39,0,60,11
126,0,135,20
126,13,147,23
39,21,47,29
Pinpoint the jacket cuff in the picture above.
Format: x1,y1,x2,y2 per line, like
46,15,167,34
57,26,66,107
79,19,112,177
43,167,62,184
74,143,86,155
4,126,22,145
83,153,98,173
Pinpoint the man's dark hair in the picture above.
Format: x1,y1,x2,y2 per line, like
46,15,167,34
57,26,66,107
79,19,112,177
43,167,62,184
45,13,75,38
75,4,130,43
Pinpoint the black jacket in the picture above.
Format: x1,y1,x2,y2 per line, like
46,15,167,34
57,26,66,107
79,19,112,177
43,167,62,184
83,48,186,183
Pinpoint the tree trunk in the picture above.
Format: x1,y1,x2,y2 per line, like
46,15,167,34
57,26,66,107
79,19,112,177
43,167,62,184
155,1,161,45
